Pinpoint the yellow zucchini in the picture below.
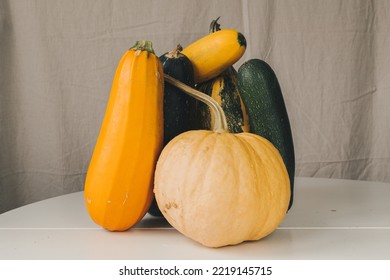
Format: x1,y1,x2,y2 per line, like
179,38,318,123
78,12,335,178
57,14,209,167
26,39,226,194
84,41,164,231
182,28,246,83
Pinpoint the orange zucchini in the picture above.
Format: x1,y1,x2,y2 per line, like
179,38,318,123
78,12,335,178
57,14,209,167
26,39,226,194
84,41,164,231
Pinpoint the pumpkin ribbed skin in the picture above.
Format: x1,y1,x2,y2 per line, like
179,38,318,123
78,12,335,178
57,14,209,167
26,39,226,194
154,130,290,248
182,29,246,83
84,41,163,231
196,66,249,133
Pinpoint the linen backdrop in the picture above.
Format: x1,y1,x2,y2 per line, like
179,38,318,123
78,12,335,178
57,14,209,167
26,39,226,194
1,0,390,214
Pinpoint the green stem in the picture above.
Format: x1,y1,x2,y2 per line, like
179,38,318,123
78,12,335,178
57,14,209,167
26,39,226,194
164,75,228,133
209,16,221,33
130,40,155,54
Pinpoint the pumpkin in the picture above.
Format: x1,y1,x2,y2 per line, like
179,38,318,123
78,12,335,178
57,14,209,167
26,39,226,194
84,40,164,231
154,76,290,247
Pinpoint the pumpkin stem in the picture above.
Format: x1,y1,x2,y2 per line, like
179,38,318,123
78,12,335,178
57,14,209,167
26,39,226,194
164,75,228,133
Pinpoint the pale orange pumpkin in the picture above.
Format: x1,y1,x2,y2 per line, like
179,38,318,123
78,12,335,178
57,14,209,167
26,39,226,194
154,76,290,248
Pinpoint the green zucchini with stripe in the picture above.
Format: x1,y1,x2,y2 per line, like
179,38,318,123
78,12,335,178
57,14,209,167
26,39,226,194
196,66,249,133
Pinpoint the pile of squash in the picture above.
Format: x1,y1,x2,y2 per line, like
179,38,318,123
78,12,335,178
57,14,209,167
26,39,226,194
84,18,295,248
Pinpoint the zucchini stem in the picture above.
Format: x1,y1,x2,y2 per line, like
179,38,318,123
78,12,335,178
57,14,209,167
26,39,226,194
166,44,183,58
130,40,155,56
209,16,221,33
164,74,228,133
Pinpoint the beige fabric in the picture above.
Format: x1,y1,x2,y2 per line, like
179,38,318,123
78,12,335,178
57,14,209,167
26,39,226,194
1,0,389,213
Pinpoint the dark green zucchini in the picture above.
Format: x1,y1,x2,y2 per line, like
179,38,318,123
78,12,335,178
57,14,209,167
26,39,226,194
148,45,197,217
237,59,295,210
160,45,197,145
196,66,249,133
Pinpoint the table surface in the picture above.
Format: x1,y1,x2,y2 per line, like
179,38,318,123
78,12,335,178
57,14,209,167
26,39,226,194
1,177,389,260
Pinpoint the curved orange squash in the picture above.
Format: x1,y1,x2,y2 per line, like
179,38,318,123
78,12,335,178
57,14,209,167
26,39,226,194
84,41,164,231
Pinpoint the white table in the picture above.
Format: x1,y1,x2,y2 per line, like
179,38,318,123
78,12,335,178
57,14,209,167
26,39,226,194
1,177,389,260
